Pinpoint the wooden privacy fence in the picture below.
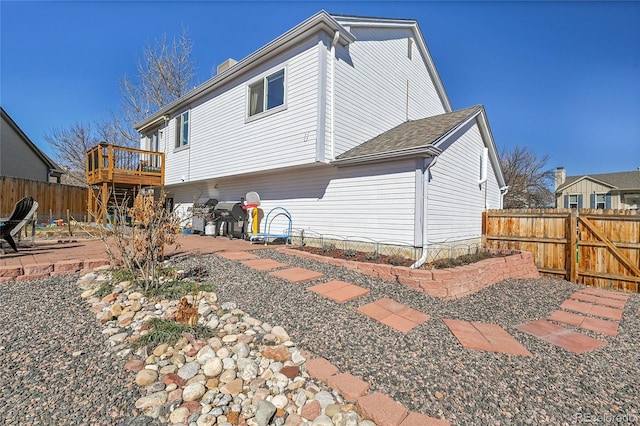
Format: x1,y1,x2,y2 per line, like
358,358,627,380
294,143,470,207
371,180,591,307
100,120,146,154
483,209,640,292
0,176,88,222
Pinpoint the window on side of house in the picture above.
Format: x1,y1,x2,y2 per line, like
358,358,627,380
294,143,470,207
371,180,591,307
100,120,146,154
248,69,285,117
595,193,606,209
175,111,189,149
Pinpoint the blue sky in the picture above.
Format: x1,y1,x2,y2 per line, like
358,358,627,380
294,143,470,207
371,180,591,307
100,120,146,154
1,1,639,177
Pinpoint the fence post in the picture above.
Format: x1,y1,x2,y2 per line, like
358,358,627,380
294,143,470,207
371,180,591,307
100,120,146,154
567,210,577,282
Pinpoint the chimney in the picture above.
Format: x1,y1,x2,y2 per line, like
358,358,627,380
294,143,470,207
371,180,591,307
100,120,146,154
217,58,237,75
555,167,566,190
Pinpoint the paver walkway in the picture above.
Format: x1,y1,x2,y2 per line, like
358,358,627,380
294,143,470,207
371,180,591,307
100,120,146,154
516,288,629,354
308,280,370,303
443,319,532,356
358,298,431,333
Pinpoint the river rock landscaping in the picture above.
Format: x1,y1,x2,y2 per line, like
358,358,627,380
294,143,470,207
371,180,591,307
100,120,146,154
1,246,638,425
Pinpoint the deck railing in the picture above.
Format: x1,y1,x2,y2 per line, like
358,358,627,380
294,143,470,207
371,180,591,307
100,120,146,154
86,143,164,186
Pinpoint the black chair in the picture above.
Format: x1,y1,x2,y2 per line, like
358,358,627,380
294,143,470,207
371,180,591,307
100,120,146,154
0,195,37,253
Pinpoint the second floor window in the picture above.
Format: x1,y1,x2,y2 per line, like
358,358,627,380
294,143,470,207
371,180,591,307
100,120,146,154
248,69,285,117
175,111,189,148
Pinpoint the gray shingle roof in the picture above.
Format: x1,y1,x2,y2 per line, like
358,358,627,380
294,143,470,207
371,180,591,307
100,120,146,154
335,105,482,161
558,171,640,191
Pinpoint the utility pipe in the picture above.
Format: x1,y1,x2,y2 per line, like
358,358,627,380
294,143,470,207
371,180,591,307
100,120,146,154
411,156,439,269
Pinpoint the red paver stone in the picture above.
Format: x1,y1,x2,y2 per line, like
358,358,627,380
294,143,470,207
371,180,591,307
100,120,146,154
473,322,533,356
580,288,629,301
241,258,288,271
307,280,349,294
571,292,626,308
560,299,623,321
548,310,619,337
357,393,408,426
359,299,429,332
400,412,451,426
358,303,392,321
380,314,419,333
548,310,585,327
444,319,532,356
327,372,370,401
515,320,606,354
376,297,407,313
308,280,370,303
217,251,259,261
397,307,431,324
269,267,324,283
590,304,623,321
581,316,619,337
305,357,338,381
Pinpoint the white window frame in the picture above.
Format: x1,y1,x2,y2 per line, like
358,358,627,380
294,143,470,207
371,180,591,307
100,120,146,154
568,194,579,209
246,68,286,121
595,193,606,209
175,110,190,150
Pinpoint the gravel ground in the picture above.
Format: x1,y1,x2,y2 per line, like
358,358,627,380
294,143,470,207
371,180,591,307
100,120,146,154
1,249,638,425
187,249,639,425
0,275,142,426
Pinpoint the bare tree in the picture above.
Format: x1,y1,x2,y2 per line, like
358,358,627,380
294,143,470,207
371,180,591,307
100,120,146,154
118,27,195,144
500,145,554,208
44,120,127,186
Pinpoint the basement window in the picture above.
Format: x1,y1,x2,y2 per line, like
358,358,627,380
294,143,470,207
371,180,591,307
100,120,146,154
248,69,285,117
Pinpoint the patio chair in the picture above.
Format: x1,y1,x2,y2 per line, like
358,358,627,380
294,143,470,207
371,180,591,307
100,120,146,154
0,195,38,254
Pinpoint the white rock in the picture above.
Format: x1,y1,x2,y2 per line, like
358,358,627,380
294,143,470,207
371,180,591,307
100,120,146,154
182,383,206,401
196,413,217,426
134,391,167,409
311,415,333,426
169,406,190,423
197,345,216,363
271,394,288,409
270,326,289,342
203,357,223,377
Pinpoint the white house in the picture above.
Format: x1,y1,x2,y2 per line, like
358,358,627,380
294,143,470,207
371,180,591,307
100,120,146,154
135,11,507,259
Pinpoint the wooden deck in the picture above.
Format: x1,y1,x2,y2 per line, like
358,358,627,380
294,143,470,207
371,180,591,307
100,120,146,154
85,144,164,222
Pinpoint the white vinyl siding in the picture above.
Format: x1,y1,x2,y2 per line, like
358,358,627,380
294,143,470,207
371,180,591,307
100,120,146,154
332,26,447,158
426,123,498,243
169,161,417,244
162,36,321,186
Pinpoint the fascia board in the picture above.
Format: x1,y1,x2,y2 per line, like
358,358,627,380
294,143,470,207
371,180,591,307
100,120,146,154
331,146,442,167
332,16,452,113
136,10,354,132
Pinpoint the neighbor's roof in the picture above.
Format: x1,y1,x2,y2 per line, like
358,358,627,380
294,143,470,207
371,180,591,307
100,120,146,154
334,105,482,163
0,106,65,175
557,170,640,192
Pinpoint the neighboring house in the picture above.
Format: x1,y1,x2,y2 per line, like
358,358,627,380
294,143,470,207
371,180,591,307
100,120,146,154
0,106,64,183
135,11,507,254
555,167,640,210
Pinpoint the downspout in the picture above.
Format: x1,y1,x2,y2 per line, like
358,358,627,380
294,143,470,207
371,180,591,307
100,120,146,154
499,186,509,209
411,156,438,269
330,31,340,159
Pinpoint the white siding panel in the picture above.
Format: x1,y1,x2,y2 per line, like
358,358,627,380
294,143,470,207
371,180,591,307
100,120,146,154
333,27,447,157
162,36,322,186
168,160,417,244
426,123,497,243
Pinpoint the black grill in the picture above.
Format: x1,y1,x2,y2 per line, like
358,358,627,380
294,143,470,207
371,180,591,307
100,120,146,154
212,202,247,239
